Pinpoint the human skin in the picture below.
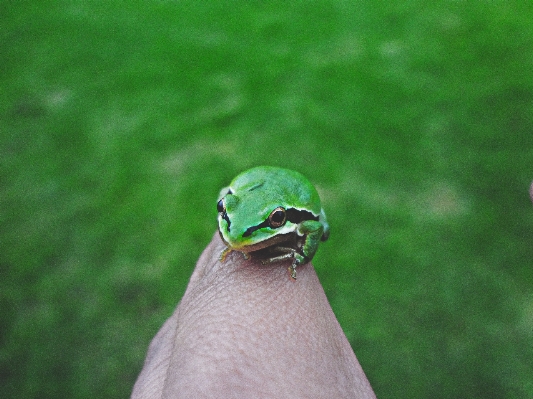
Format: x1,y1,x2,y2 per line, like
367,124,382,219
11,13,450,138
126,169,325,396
131,233,376,399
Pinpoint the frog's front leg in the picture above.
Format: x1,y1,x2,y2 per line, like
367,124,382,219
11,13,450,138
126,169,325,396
262,221,324,279
261,247,296,264
261,247,299,278
290,220,325,279
263,251,306,279
220,246,233,262
220,247,249,262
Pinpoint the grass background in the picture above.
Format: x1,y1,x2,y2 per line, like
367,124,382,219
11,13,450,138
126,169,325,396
1,1,532,398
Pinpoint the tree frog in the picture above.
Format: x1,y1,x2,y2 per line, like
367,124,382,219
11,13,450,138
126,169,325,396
216,166,329,279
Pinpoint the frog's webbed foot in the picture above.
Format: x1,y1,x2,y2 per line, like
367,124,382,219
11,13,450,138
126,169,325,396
288,264,297,279
288,253,306,280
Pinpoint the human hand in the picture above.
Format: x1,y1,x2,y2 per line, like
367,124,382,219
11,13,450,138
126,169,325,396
132,233,376,398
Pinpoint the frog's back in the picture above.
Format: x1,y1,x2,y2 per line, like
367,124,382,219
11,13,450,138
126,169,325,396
231,166,322,215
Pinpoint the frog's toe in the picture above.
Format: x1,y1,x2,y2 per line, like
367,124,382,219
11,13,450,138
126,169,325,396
289,264,298,279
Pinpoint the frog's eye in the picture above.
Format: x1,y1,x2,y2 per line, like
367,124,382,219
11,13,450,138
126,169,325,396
217,199,225,213
268,207,286,228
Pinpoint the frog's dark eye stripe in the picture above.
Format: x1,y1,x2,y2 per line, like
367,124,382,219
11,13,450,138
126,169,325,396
242,219,269,237
222,212,231,231
286,208,319,224
217,199,231,231
241,207,318,238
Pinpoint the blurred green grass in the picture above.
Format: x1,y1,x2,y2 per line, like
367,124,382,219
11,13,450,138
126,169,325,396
1,1,532,398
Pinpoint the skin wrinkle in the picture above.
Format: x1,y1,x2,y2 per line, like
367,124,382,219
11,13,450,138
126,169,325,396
132,233,376,399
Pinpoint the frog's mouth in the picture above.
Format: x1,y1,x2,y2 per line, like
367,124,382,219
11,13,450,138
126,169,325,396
225,232,296,254
246,233,299,253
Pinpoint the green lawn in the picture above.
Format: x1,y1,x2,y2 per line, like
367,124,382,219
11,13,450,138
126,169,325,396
1,1,532,398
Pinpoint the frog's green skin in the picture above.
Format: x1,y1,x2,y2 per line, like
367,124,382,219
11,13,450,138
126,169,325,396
216,166,329,279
